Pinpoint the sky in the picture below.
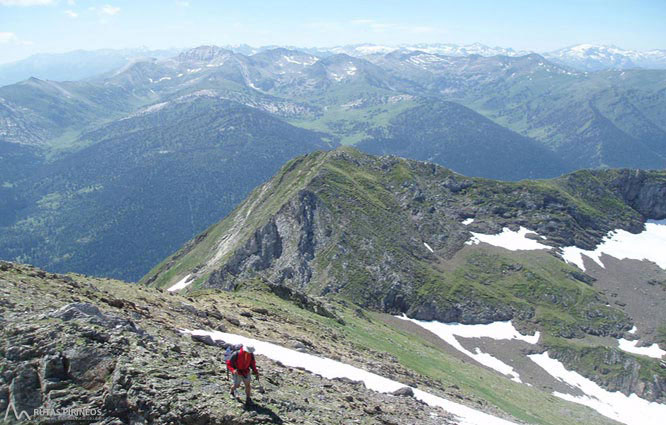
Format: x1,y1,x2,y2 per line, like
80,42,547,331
1,0,665,64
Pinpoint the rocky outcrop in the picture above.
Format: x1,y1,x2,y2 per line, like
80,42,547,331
206,190,330,292
548,345,666,403
604,169,666,220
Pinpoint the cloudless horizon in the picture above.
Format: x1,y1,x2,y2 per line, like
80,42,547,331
1,0,665,64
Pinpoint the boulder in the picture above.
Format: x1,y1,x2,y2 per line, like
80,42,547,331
41,354,66,381
50,303,144,334
63,346,115,390
190,334,225,347
391,387,414,397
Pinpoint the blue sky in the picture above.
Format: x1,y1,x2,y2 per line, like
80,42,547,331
1,0,665,63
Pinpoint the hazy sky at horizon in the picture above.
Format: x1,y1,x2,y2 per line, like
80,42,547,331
1,0,665,64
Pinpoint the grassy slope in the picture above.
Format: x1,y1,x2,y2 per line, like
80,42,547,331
227,284,619,425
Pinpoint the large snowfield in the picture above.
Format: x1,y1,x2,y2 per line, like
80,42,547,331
529,352,666,425
399,317,666,425
561,220,666,271
181,329,519,425
464,221,666,273
173,221,666,424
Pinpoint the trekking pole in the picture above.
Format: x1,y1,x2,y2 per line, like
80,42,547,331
256,374,266,394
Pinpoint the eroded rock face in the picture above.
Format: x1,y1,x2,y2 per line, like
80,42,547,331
207,190,330,292
606,169,666,220
548,346,666,403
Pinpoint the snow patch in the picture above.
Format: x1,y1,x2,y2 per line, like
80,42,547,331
466,227,550,251
462,218,474,225
561,221,666,271
283,55,318,66
628,326,637,334
397,317,539,383
167,274,193,292
423,242,434,253
618,338,665,359
182,329,519,425
529,352,666,425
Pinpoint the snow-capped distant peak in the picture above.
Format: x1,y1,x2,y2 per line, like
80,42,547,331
544,44,666,71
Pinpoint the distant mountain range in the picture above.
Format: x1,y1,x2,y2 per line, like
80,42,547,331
0,47,182,87
545,44,666,71
1,43,665,88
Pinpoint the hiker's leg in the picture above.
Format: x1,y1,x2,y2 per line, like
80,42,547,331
231,374,240,392
244,377,251,399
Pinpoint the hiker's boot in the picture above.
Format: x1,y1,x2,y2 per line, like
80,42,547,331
245,397,253,406
230,389,235,399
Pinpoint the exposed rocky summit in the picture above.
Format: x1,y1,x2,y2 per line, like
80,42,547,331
143,149,663,334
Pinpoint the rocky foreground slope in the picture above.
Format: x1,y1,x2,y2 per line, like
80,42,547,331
0,261,464,424
1,261,626,425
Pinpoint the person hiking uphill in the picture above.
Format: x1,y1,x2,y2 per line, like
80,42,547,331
227,345,259,405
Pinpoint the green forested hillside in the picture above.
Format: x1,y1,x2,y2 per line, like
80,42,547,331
357,99,569,180
0,98,334,280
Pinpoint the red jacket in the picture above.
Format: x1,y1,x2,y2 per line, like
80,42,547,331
226,348,258,376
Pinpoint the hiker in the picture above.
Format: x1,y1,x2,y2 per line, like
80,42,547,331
227,345,259,405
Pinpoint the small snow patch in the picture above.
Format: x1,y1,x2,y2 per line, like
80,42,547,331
397,317,539,383
167,274,193,292
462,218,474,226
466,227,550,251
424,242,434,253
618,338,665,359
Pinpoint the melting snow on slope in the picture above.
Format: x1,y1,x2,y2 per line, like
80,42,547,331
423,242,435,253
167,274,193,292
529,352,666,425
182,329,518,425
397,317,539,383
617,338,666,359
466,227,550,251
462,218,474,225
560,221,666,271
283,55,317,66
